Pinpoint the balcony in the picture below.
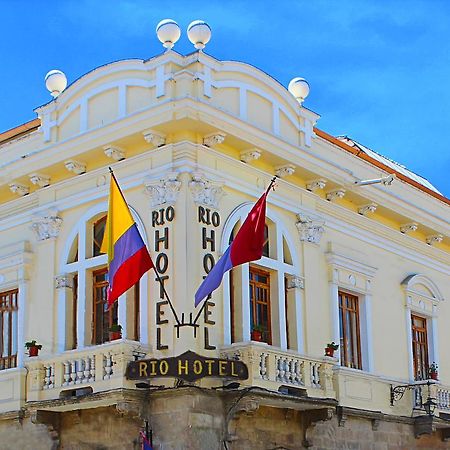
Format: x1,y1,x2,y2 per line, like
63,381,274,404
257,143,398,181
25,340,148,406
220,342,337,400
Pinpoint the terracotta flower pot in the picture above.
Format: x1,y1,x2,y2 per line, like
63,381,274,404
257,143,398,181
251,330,263,342
430,371,438,380
109,331,122,341
325,347,335,357
28,346,39,357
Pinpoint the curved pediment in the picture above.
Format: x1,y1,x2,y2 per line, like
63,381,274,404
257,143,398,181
401,273,444,302
35,51,318,146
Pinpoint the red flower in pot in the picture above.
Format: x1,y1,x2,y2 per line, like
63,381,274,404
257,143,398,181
325,342,339,357
109,324,122,341
25,340,42,357
429,362,439,381
251,325,266,342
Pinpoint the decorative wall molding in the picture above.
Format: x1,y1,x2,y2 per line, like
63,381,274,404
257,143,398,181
326,188,346,202
144,172,182,207
142,129,166,147
64,160,86,175
275,164,295,178
189,173,225,208
306,179,326,192
9,183,29,196
296,214,325,244
104,145,125,161
55,273,74,289
358,203,377,216
426,234,444,246
240,149,261,163
203,132,226,147
29,173,50,188
286,275,305,290
400,222,418,234
31,212,63,241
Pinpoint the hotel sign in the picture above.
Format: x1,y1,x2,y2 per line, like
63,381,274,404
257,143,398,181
126,350,248,382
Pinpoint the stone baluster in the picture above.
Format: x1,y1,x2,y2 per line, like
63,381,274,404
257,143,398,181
63,361,71,386
90,356,96,382
76,358,84,384
83,357,91,383
49,364,55,389
104,353,113,380
259,353,268,380
43,365,51,389
70,360,77,385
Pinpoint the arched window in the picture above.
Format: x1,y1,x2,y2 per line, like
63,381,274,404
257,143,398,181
58,204,148,351
222,204,303,352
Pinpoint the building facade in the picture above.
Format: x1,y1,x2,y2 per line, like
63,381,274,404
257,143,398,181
0,43,449,450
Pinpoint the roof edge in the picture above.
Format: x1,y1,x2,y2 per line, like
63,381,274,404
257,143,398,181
314,127,450,206
0,118,40,146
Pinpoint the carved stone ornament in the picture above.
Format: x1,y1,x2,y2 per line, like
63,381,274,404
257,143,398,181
29,173,50,187
306,179,326,192
286,275,304,290
426,234,444,246
275,164,295,178
326,188,346,202
64,160,86,175
296,214,325,244
104,145,125,161
9,183,29,196
203,132,226,147
144,172,182,207
189,173,225,208
358,202,377,216
400,222,418,234
240,149,262,163
55,274,74,289
142,129,166,147
31,214,63,241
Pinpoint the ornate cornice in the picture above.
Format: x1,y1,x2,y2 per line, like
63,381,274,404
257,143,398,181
104,145,125,161
275,164,295,178
358,203,377,216
326,188,346,202
9,183,29,196
144,172,182,207
203,132,226,147
29,173,50,187
189,173,225,208
306,179,326,192
31,212,63,241
64,160,86,175
240,149,261,163
296,214,325,244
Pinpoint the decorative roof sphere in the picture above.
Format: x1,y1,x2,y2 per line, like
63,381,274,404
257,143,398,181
288,77,310,104
187,20,211,50
45,70,67,98
156,19,181,50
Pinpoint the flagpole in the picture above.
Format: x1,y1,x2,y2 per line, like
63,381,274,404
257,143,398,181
193,176,278,326
107,168,181,326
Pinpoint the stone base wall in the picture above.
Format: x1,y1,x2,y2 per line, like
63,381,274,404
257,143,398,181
0,390,448,450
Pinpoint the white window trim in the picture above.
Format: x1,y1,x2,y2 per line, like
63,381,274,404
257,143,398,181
58,203,149,351
402,274,444,381
221,202,303,352
326,251,377,372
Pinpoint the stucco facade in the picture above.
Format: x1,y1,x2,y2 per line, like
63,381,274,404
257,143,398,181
0,47,449,449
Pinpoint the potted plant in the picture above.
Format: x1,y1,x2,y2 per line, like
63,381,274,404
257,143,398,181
429,362,439,380
251,324,266,342
325,342,339,357
109,324,122,341
25,340,42,357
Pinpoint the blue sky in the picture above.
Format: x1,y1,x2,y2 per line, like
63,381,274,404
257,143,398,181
1,0,449,197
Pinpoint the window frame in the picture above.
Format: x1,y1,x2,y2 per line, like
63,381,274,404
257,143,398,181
339,291,362,370
0,288,18,371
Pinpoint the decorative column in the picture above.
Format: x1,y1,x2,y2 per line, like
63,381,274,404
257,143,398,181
55,274,74,353
329,268,340,364
405,296,414,381
286,275,305,353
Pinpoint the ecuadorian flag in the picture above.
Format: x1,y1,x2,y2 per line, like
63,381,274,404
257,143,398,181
101,173,154,307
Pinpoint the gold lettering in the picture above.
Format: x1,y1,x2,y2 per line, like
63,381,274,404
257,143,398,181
193,360,203,375
160,360,169,375
139,362,148,377
178,360,189,375
219,360,227,376
205,359,215,375
231,361,238,377
149,360,157,376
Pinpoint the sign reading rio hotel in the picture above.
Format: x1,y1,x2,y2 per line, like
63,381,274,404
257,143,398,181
126,351,248,382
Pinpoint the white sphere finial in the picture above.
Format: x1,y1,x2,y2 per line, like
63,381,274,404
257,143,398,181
288,77,310,104
156,19,181,50
187,20,211,50
45,70,68,98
